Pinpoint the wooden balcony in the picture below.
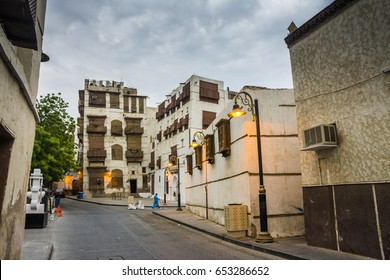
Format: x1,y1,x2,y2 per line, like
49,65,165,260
126,150,144,163
125,126,144,134
87,149,107,161
86,125,107,134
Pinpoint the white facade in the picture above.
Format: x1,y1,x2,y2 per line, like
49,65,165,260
186,86,304,238
152,75,232,203
78,79,157,198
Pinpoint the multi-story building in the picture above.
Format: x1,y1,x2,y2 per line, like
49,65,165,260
186,86,304,238
0,0,47,259
151,75,234,203
77,79,156,198
285,0,389,259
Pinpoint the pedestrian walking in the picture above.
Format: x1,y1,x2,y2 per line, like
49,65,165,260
152,193,161,209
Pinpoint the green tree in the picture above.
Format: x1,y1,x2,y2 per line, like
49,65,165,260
31,93,77,187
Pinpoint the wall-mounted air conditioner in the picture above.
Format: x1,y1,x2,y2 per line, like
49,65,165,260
302,124,337,151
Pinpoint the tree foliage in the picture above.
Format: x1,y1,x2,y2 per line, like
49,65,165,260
31,93,77,186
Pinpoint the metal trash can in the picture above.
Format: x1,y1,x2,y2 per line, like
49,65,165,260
77,191,84,199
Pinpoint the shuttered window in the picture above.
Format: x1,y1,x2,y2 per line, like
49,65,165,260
199,80,219,104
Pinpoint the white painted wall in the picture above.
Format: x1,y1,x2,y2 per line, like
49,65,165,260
186,87,304,238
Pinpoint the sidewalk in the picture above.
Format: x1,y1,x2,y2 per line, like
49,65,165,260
22,196,374,260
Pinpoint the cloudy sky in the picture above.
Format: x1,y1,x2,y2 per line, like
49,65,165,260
38,0,333,118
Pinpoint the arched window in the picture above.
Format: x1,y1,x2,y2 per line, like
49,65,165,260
112,144,123,160
111,120,122,136
111,169,123,188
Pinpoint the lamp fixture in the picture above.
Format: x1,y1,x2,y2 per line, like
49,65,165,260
189,131,205,148
227,103,246,118
227,91,255,121
190,138,201,148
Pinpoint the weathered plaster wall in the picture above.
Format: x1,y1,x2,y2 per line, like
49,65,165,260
0,14,45,258
289,0,390,185
287,0,389,259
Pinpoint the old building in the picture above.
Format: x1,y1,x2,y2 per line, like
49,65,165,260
186,86,304,238
285,0,389,259
77,79,156,198
151,75,233,204
0,0,47,259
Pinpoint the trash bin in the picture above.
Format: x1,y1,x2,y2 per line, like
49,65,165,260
78,191,84,199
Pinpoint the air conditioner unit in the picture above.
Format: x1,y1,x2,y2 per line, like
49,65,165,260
302,124,337,151
91,96,98,100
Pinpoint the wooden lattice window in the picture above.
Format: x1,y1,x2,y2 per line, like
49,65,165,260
202,111,216,129
199,80,219,104
111,120,122,136
186,155,193,175
195,146,202,170
111,169,123,188
111,144,123,160
205,134,215,163
216,118,231,157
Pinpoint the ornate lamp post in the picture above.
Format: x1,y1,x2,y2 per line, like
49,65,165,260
163,167,170,205
168,155,183,211
228,91,274,243
189,131,209,219
189,131,205,148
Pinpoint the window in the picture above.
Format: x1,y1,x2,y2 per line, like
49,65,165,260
111,169,123,188
205,134,215,163
112,144,123,160
216,118,231,157
202,111,216,129
195,146,202,170
124,96,129,112
0,121,15,213
111,120,122,136
199,80,219,104
131,97,137,113
89,92,106,107
186,155,193,175
139,97,145,113
110,93,119,108
182,82,190,105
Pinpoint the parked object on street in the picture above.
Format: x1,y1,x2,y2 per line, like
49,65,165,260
25,169,48,228
128,203,137,210
127,200,144,210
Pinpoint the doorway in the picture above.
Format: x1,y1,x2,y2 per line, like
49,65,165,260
130,179,137,193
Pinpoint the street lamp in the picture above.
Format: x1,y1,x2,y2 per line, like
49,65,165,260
164,167,170,205
189,131,205,148
168,155,183,211
228,91,274,243
189,131,209,219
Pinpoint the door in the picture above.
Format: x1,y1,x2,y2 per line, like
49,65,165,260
130,179,137,193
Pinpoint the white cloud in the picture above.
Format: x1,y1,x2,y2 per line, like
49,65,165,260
38,0,333,118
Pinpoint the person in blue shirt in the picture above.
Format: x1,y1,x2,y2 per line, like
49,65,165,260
152,193,161,209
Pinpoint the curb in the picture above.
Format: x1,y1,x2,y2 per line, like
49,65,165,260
152,211,305,260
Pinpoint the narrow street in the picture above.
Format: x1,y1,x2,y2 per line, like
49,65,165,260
24,198,282,260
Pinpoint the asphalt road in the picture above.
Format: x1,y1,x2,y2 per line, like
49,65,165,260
24,198,283,260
